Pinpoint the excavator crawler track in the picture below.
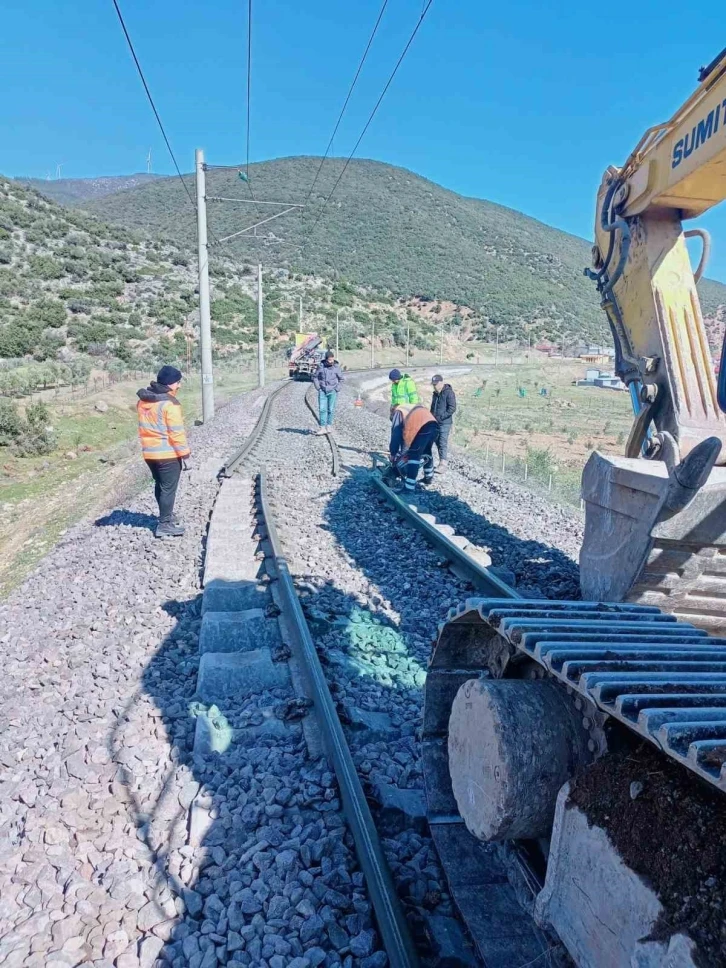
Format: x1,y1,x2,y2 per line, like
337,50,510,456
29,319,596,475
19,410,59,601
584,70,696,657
425,598,726,802
422,595,726,966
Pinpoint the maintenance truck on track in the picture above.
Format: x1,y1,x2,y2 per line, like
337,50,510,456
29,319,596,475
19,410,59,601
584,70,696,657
288,332,326,380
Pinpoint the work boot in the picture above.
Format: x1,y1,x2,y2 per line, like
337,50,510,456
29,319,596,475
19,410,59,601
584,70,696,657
156,520,185,538
315,427,327,436
437,460,448,473
325,426,333,435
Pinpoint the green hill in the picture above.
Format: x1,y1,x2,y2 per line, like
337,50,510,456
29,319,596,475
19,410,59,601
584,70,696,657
17,173,162,207
0,176,462,384
75,156,726,344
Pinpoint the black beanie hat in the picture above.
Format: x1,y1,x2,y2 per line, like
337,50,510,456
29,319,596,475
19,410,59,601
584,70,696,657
157,365,183,386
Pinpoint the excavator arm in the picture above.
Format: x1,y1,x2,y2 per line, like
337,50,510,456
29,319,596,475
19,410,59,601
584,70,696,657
581,48,726,630
587,46,726,462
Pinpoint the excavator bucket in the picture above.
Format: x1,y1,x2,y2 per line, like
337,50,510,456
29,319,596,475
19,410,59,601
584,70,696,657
580,451,726,633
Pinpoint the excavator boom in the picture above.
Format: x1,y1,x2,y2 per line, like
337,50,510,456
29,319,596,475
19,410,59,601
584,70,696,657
581,48,726,630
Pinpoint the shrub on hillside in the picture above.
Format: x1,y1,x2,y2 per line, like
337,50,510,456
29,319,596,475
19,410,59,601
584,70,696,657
0,398,55,455
67,319,114,351
0,321,41,358
33,331,65,361
27,299,66,328
67,298,92,315
14,401,56,456
0,398,24,444
29,255,64,280
331,284,354,308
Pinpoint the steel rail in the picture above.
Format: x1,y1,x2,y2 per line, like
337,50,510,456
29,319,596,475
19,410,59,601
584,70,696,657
221,381,290,477
304,384,340,476
259,470,419,968
370,472,521,598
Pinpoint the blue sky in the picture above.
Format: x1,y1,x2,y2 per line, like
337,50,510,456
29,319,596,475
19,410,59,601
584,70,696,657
1,0,725,280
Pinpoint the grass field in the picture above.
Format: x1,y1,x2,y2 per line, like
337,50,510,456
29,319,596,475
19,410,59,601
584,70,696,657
440,358,633,503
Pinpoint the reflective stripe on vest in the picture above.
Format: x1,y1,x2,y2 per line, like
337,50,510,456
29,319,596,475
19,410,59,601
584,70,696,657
137,399,189,460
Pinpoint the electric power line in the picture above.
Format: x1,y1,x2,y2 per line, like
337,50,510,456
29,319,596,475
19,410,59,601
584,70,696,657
300,0,389,216
300,0,435,255
110,0,196,214
246,0,253,178
239,0,265,233
110,0,265,303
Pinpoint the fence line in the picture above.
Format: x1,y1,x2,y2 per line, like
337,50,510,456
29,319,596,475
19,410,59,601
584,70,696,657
470,436,583,511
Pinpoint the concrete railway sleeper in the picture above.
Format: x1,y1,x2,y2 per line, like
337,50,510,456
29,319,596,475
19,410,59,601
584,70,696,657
370,469,726,966
195,466,418,967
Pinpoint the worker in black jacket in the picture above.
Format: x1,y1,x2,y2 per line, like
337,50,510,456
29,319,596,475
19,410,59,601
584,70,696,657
430,374,456,471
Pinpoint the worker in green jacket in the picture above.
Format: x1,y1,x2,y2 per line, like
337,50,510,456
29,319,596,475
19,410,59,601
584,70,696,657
388,369,419,418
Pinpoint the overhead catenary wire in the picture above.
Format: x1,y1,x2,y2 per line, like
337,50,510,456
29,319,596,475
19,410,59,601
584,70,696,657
239,0,265,235
110,0,265,344
110,0,196,214
246,0,253,180
300,0,435,255
299,0,389,219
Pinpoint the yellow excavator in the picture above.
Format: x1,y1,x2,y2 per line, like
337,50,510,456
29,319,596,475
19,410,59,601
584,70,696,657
420,48,726,968
580,45,726,629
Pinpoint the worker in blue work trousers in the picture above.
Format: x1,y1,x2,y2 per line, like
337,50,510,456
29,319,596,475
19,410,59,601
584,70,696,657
313,350,344,435
388,404,439,494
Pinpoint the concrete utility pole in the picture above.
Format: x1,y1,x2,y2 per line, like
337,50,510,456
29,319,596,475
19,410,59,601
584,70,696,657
405,321,410,369
298,296,303,332
370,318,375,369
495,326,501,367
257,263,265,388
439,323,444,366
195,148,214,422
336,311,339,359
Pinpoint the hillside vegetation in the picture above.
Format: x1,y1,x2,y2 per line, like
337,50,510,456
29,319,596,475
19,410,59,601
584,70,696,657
17,173,162,207
76,156,726,344
0,177,464,388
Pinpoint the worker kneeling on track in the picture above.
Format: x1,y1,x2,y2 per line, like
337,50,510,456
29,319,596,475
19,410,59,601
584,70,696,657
388,404,439,494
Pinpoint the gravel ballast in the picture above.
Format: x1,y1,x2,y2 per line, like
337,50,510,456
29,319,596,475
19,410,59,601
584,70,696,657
0,377,584,968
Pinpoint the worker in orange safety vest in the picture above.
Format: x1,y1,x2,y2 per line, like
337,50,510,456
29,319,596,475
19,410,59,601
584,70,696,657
136,365,191,538
388,404,439,495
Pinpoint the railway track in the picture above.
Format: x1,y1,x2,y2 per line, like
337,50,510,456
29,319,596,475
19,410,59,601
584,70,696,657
222,380,291,476
212,382,419,965
187,381,726,966
216,382,559,965
5,376,718,968
258,470,418,967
